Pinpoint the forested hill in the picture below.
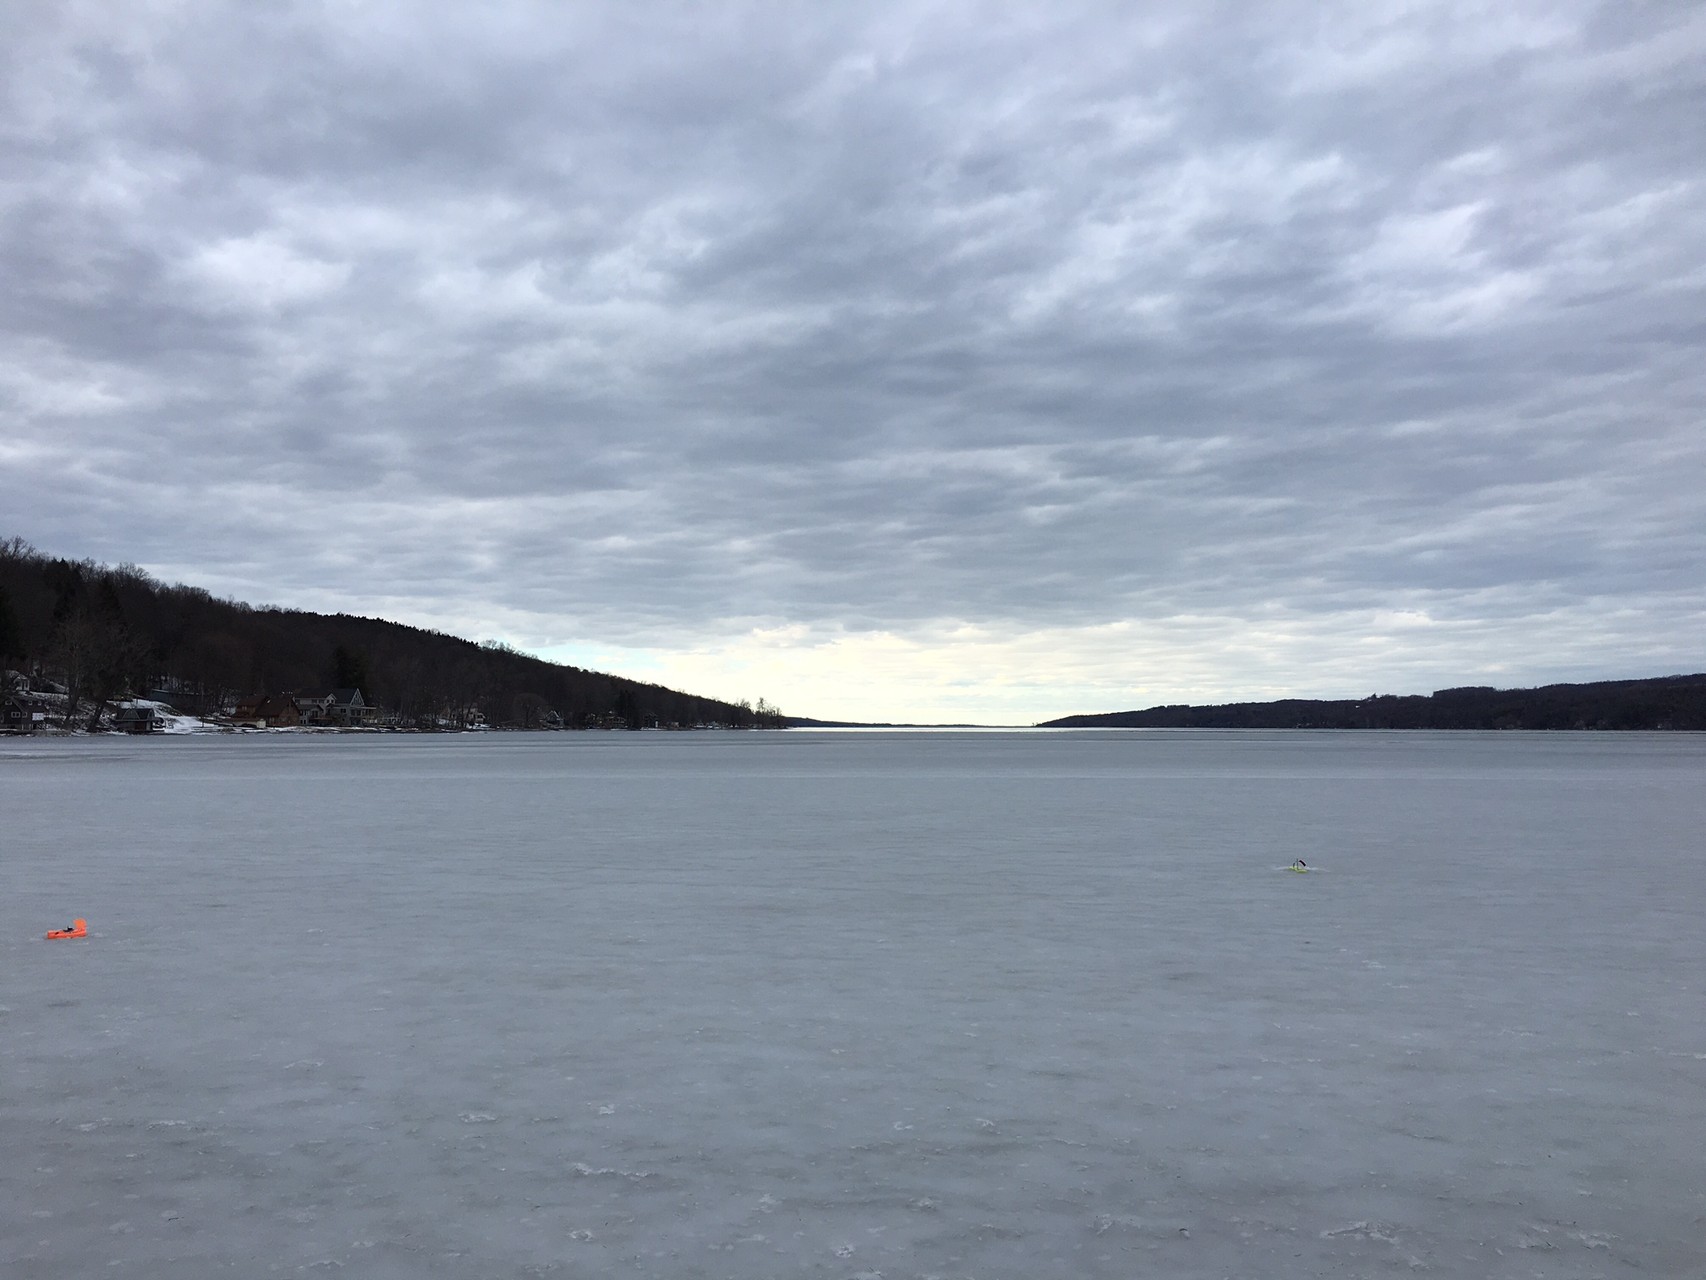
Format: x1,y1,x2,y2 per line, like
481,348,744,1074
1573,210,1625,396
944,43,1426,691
0,538,783,729
1039,674,1706,731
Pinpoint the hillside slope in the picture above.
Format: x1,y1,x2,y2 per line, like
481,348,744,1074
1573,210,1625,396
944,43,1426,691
0,538,781,729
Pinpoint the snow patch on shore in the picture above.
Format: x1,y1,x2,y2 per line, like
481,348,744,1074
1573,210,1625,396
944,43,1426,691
120,699,219,733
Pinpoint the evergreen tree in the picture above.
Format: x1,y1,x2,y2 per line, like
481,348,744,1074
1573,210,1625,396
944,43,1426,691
331,644,370,694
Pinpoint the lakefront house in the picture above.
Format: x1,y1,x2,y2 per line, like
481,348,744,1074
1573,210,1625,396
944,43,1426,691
231,694,303,729
3,695,38,734
295,688,370,727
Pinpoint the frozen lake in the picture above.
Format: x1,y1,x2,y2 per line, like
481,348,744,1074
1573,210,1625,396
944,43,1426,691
3,729,1703,1277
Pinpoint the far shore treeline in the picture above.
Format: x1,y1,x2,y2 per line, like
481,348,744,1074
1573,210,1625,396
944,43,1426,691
0,538,783,731
1039,675,1706,731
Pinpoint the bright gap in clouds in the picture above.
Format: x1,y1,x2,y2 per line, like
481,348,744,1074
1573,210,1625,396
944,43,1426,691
530,593,1706,726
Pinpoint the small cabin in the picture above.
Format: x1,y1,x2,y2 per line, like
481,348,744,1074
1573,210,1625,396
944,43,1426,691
113,705,165,734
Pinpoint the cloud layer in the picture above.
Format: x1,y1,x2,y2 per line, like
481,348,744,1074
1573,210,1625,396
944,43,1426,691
4,2,1703,720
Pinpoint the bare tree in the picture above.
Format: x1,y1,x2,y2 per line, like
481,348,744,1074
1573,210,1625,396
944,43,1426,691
82,617,143,731
48,607,95,727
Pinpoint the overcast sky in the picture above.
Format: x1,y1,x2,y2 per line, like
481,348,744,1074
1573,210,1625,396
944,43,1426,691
4,2,1703,722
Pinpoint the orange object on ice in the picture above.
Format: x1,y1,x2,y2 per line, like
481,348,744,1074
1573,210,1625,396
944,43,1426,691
45,918,87,939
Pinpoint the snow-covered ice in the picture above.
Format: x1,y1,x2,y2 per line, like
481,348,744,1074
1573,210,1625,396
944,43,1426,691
3,729,1703,1277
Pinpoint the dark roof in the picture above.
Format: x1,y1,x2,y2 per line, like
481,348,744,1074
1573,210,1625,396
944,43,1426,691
236,693,296,712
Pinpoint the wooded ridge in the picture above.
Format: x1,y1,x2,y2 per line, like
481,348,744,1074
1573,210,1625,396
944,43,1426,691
0,538,784,731
1038,675,1706,730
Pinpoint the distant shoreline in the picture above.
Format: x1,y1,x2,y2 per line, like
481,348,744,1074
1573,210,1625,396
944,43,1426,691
1034,673,1706,732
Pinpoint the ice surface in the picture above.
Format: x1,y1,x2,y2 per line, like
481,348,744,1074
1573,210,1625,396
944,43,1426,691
3,729,1703,1277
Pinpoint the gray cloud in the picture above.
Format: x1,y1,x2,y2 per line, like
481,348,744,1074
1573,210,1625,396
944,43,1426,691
3,1,1703,715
